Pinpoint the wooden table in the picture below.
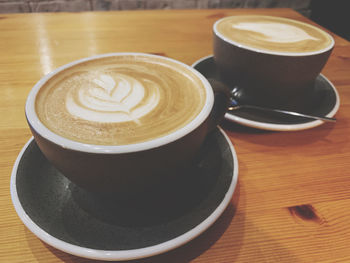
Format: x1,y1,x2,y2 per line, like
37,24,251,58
1,8,350,263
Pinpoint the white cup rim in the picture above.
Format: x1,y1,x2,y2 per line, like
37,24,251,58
25,53,214,154
213,15,335,57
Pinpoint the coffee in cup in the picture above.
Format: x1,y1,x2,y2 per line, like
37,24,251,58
26,53,229,196
35,54,207,146
213,15,334,111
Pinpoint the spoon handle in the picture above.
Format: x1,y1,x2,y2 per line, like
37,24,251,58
229,104,336,122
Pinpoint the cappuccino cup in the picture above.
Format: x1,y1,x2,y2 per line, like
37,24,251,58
213,15,334,111
26,53,229,196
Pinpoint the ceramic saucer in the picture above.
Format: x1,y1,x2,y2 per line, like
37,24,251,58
193,55,340,131
11,127,238,261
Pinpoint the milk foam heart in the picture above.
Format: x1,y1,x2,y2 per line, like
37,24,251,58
66,73,160,123
231,22,318,43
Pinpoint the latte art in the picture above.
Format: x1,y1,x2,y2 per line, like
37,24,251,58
66,73,160,123
215,15,333,53
231,22,318,43
35,55,207,145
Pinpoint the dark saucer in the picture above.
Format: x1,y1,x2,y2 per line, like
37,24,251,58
193,55,340,131
11,127,238,261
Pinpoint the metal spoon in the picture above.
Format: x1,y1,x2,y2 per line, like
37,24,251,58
228,98,336,122
208,79,336,123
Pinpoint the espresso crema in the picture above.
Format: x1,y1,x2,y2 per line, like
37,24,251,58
35,55,207,145
215,15,333,53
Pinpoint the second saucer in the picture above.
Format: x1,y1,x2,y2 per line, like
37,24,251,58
192,55,339,131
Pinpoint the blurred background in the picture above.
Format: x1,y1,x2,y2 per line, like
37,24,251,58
0,0,348,40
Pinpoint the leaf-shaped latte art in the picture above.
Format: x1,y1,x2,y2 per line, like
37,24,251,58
232,22,318,43
65,73,160,123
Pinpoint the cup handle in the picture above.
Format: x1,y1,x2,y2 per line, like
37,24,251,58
207,78,231,132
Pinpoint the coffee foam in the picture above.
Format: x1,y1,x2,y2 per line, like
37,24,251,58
35,55,207,146
231,22,318,43
215,15,333,54
66,72,160,123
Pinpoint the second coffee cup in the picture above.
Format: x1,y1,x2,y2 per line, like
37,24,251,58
213,15,334,111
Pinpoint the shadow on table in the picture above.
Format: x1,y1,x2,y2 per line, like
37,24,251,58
25,178,300,262
221,117,345,153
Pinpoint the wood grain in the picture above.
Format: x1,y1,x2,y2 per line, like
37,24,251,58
1,8,350,263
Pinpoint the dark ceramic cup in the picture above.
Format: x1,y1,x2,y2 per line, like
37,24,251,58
213,15,334,112
25,53,229,197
